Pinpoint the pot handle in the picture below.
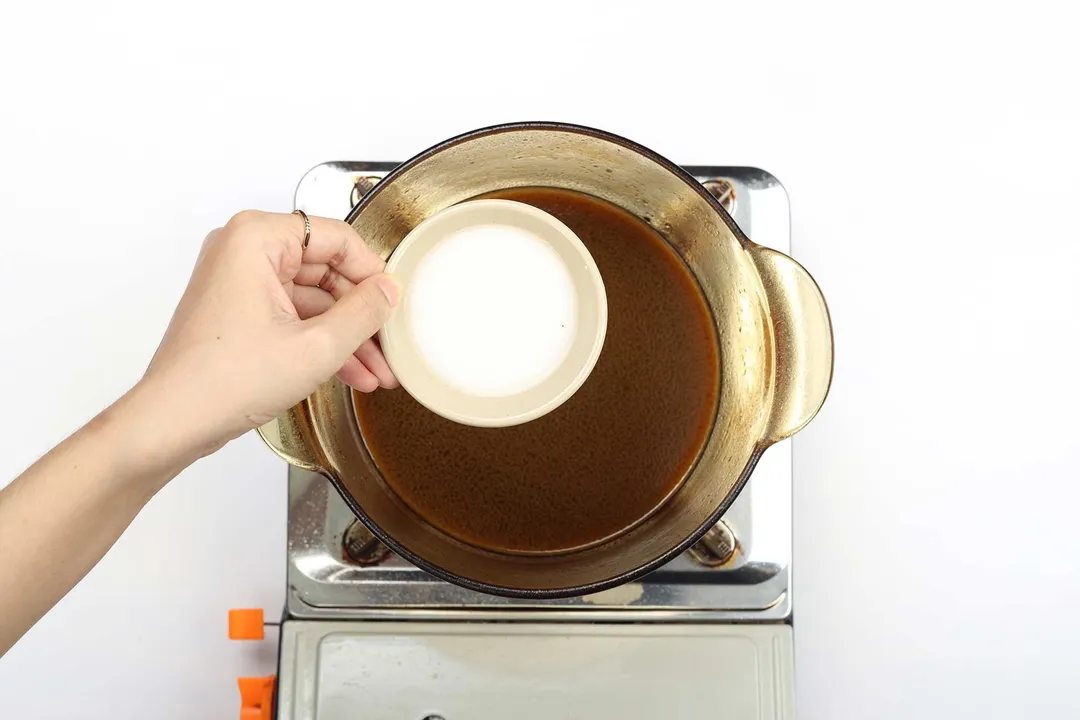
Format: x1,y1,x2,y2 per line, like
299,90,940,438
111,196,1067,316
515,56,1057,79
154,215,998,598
255,403,325,472
748,244,834,444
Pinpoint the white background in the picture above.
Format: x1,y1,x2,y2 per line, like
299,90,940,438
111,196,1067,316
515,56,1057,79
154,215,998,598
2,1,1079,718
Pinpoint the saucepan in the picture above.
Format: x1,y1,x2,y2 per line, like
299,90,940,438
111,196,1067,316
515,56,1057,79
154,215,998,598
258,122,833,598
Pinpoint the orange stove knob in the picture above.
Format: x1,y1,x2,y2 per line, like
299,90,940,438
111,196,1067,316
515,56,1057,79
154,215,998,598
238,675,275,720
228,608,265,641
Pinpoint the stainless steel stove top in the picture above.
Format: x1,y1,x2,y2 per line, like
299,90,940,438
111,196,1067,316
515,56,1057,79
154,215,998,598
270,161,797,720
288,163,794,622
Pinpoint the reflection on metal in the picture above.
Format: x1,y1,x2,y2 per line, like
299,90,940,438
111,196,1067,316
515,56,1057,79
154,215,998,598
703,178,737,215
342,520,393,566
350,175,382,208
688,520,738,567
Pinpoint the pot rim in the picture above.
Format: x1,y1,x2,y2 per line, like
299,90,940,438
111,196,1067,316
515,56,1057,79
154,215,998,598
345,121,749,246
326,450,762,599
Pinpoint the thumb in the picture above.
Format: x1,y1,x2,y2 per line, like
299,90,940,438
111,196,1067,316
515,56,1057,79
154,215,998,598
303,273,401,363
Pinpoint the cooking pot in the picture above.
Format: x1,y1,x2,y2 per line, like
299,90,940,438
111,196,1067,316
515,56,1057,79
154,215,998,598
258,122,833,598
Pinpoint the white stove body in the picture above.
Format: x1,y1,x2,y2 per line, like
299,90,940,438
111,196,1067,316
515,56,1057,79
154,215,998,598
278,622,792,720
278,162,796,719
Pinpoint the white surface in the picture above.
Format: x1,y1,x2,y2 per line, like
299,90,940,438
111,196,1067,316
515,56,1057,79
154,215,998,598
407,217,576,397
277,622,792,719
1,1,1078,718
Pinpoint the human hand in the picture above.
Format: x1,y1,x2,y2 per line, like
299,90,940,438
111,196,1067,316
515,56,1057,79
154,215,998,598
2,209,399,652
139,210,400,461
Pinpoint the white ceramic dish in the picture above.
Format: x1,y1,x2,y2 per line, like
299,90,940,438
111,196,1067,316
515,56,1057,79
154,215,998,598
379,199,607,427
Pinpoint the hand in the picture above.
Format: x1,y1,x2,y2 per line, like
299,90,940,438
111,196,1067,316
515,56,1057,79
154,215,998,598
140,210,400,461
2,209,400,655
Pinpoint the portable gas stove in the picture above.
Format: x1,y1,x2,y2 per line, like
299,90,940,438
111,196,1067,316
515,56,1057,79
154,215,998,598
232,163,796,720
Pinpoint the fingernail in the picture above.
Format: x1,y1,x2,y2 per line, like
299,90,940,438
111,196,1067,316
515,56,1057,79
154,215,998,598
376,274,401,307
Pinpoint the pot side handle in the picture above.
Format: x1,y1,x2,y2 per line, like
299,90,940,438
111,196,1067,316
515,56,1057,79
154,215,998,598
255,403,325,472
748,244,834,444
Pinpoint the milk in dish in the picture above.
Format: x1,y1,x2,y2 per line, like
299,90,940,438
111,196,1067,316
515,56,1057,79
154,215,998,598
407,223,577,398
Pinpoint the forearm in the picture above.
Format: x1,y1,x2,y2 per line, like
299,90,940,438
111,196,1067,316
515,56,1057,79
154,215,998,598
0,211,392,657
0,382,196,656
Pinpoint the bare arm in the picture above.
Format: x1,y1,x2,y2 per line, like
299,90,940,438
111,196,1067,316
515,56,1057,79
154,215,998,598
0,210,400,657
0,382,193,654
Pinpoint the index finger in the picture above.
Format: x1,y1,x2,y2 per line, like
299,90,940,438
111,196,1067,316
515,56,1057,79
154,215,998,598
297,213,385,281
264,210,385,283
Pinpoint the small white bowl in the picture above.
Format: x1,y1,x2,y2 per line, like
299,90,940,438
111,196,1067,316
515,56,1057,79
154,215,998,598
379,199,607,427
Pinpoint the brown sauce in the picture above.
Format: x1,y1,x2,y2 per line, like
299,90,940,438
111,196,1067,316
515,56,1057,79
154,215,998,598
354,188,719,554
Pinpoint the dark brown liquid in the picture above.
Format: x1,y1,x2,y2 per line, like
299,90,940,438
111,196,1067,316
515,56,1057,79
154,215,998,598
354,188,719,554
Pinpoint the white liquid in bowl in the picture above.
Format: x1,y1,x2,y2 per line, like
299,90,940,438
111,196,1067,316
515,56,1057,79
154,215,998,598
407,223,578,398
